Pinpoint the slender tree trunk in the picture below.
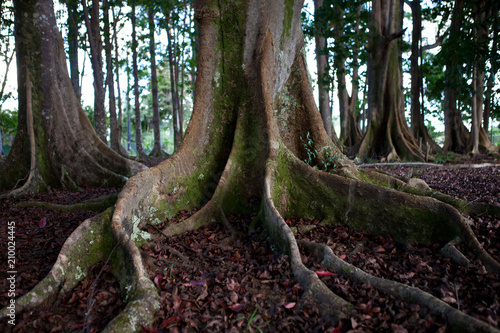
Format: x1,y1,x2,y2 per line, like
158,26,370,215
335,2,362,152
409,0,441,154
103,0,120,153
131,1,144,157
149,8,164,157
66,0,81,103
167,26,183,151
126,50,132,153
112,6,128,156
483,16,496,134
82,0,107,144
313,0,335,141
443,0,469,153
0,128,3,157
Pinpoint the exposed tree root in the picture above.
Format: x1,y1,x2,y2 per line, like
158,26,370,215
16,193,118,211
262,164,355,324
0,71,48,198
361,168,500,217
299,240,500,333
0,209,116,319
440,240,470,267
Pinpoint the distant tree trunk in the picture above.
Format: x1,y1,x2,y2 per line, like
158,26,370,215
148,8,165,157
103,0,120,153
443,0,469,153
0,128,4,157
483,8,497,133
408,0,441,154
0,0,145,193
358,0,423,161
66,0,81,103
112,6,127,156
471,1,496,154
82,0,107,144
335,2,361,152
131,1,145,158
167,26,183,151
126,50,132,152
313,0,335,141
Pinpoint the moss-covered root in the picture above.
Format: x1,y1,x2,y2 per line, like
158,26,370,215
104,219,159,332
16,193,118,211
0,208,115,320
299,240,500,333
262,169,354,325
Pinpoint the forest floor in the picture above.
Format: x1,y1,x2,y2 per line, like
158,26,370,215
0,156,499,332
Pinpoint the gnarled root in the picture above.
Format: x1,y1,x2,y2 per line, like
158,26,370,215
299,240,499,333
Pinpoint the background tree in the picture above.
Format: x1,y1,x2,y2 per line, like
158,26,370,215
313,0,336,141
331,0,363,153
163,3,184,151
408,0,441,154
82,0,108,143
131,0,146,158
103,0,123,153
358,0,423,161
0,0,145,194
147,6,165,157
62,0,82,102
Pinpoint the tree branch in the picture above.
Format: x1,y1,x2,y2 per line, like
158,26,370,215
422,34,445,52
387,28,407,42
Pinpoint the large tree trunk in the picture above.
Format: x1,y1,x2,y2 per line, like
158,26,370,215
82,0,107,144
0,0,145,194
4,1,499,331
358,0,423,161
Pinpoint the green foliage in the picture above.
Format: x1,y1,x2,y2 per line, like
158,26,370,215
434,151,454,164
0,109,17,137
300,132,343,172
